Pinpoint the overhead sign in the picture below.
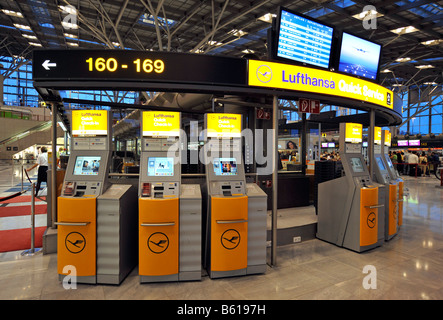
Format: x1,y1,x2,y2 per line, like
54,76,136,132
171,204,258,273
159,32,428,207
345,123,363,144
71,110,108,136
142,111,180,137
299,98,320,114
248,60,393,110
33,49,246,86
207,113,242,138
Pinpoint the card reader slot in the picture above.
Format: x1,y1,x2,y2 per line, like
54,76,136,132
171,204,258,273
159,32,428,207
216,219,248,224
140,222,175,227
55,221,90,226
364,204,384,209
77,185,87,189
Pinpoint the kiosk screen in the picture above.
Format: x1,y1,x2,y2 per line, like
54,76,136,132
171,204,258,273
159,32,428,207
73,156,101,175
350,157,364,173
376,156,386,170
385,157,394,168
213,158,238,176
147,157,174,176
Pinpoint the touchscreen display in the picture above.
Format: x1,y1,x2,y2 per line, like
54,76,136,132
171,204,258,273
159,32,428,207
213,158,238,176
73,156,101,175
147,157,174,176
350,157,364,173
376,156,386,170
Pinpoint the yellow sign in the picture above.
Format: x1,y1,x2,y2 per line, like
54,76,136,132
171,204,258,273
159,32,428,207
72,110,108,136
207,113,242,138
248,60,393,110
384,130,391,147
345,123,363,143
374,127,382,145
142,111,180,136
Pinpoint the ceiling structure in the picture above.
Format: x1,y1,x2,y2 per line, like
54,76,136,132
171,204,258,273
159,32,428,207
0,0,442,90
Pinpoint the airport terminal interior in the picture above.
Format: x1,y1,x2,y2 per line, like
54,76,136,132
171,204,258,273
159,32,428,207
1,0,443,302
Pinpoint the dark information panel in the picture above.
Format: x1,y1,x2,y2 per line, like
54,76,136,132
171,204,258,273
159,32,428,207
33,49,247,86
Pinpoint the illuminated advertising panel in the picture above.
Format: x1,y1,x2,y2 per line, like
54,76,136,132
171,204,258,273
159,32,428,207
142,111,180,137
72,110,108,136
206,113,242,138
345,123,363,144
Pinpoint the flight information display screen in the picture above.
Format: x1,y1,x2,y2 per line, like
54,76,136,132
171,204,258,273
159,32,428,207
338,32,381,81
213,158,238,176
73,156,101,176
147,157,174,176
276,8,334,69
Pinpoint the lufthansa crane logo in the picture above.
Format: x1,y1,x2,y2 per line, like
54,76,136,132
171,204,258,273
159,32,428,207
221,229,241,250
256,65,272,83
65,232,86,254
148,232,169,254
367,212,376,229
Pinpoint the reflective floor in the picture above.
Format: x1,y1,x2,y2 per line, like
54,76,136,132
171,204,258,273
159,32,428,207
1,174,443,300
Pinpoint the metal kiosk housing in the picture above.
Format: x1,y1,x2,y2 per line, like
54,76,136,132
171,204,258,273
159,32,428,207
317,122,383,253
203,113,267,278
138,111,202,283
57,110,138,284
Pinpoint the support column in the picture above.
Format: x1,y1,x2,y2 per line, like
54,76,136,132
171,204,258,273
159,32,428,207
368,109,375,180
51,103,57,228
271,95,278,266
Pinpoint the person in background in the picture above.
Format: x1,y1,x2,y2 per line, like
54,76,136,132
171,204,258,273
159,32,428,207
287,141,297,150
391,151,398,171
26,146,48,197
396,151,404,175
419,151,429,176
408,151,419,176
403,151,410,175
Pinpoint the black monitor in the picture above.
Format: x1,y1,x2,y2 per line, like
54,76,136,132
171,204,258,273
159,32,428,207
273,7,334,69
337,31,382,82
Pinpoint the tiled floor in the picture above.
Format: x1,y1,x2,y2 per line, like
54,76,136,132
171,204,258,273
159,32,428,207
1,174,443,300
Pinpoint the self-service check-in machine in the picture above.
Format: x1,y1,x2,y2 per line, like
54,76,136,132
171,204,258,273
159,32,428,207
203,113,267,278
381,130,404,229
57,110,138,285
138,111,202,283
373,127,398,241
317,123,383,252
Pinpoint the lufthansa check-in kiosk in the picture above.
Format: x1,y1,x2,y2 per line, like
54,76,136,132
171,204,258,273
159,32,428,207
57,110,138,285
381,130,404,229
317,123,383,252
203,113,267,278
138,111,202,283
373,127,398,241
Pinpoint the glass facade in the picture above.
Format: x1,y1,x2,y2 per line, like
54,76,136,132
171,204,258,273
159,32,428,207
1,56,139,110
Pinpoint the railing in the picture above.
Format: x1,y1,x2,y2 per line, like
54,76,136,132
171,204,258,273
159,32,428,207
391,162,431,178
0,121,52,147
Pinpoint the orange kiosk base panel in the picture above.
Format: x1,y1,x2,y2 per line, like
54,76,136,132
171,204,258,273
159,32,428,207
359,187,379,247
57,196,97,284
398,181,404,227
139,197,179,282
209,195,248,278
